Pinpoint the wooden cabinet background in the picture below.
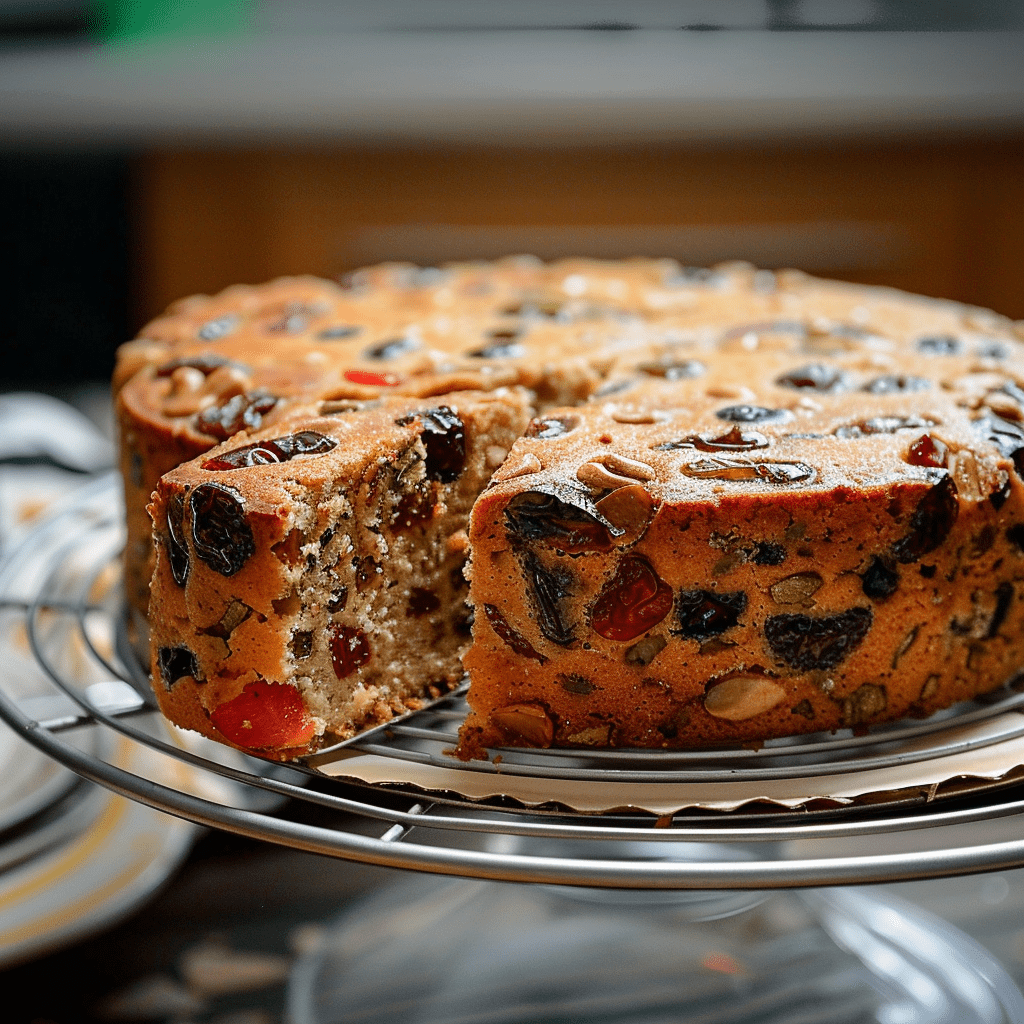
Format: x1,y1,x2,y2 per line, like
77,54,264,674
133,139,1024,325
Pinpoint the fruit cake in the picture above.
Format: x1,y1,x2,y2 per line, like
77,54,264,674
121,258,1024,758
148,389,532,756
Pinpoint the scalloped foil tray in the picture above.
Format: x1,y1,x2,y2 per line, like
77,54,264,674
314,712,1024,815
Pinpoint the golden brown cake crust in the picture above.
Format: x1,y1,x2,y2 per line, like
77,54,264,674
117,258,1024,758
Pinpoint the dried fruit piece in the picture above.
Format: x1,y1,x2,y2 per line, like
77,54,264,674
166,492,190,586
327,587,348,613
775,364,846,391
906,434,949,469
522,551,576,646
210,680,316,751
557,673,594,694
681,456,815,485
194,390,279,442
764,608,873,671
482,604,546,663
591,555,673,641
974,413,1024,478
317,324,361,340
397,407,466,483
1008,524,1024,553
674,590,748,640
594,484,657,543
189,483,255,577
863,374,930,394
202,431,337,471
861,556,899,600
526,415,578,439
770,572,823,606
892,475,960,563
363,336,417,360
157,646,199,688
197,313,239,341
841,683,887,727
289,631,313,659
835,415,937,439
704,676,785,721
624,634,667,666
489,703,554,747
637,358,705,380
343,369,402,387
715,405,794,425
751,542,786,566
505,490,615,552
917,335,961,355
791,700,814,719
406,587,441,617
201,599,252,640
652,427,769,453
329,624,372,678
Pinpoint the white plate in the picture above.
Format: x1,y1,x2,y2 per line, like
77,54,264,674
0,731,200,969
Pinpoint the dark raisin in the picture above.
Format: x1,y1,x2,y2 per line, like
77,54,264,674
157,646,199,688
407,587,441,617
197,314,240,341
680,456,815,485
974,414,1024,477
892,475,960,564
329,625,372,679
906,434,948,468
522,551,576,646
751,542,787,566
194,390,279,442
289,631,313,659
673,590,747,640
327,587,348,613
364,336,417,360
155,354,233,377
834,415,936,439
920,564,937,578
989,582,1015,638
483,604,546,662
468,331,525,359
353,556,381,591
652,427,769,453
317,324,361,340
418,407,466,483
715,405,793,425
166,492,190,586
202,431,337,471
526,416,578,439
590,555,673,641
1008,524,1024,553
557,673,594,695
764,607,873,670
189,483,254,577
593,379,637,399
391,489,435,531
637,358,706,380
862,374,930,395
917,335,961,355
505,491,614,552
775,364,846,391
861,555,899,600
791,700,815,719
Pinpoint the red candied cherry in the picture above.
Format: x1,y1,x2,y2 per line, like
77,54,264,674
591,555,673,641
210,680,316,751
343,369,403,387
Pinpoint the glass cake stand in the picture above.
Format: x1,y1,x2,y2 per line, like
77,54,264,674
4,472,1024,1022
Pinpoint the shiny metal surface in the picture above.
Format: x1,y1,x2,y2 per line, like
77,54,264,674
4,473,1024,888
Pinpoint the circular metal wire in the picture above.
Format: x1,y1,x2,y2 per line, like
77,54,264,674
4,473,1024,888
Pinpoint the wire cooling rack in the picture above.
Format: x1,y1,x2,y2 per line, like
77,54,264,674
5,472,1024,889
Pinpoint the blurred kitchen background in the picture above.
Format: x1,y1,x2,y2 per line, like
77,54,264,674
1,0,1023,389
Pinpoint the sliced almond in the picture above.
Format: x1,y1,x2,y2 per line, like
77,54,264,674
489,703,554,747
770,572,823,606
493,452,542,481
704,677,785,721
578,453,656,490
